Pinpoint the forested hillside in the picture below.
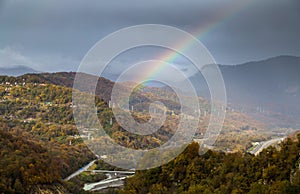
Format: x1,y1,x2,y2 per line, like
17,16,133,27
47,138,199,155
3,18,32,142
0,73,271,151
0,73,294,193
121,135,300,194
0,82,97,193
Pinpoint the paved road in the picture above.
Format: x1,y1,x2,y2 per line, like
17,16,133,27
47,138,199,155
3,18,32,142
91,182,124,192
86,170,135,174
83,170,135,191
63,159,97,181
250,137,284,156
63,157,135,192
84,176,128,191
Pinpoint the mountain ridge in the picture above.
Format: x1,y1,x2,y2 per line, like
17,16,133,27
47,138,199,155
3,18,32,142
188,55,300,128
0,65,39,76
1,55,299,128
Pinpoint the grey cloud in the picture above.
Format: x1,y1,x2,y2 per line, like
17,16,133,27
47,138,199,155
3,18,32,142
0,0,299,71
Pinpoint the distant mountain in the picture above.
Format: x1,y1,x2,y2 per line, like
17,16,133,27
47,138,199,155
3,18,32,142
0,65,39,76
189,55,300,128
222,56,300,113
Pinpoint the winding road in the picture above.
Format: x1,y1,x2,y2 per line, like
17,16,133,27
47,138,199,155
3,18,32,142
63,159,97,181
63,159,135,191
83,176,129,191
250,137,284,156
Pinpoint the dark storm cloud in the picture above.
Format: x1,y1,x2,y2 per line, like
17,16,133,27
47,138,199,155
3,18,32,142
0,0,299,71
203,0,300,64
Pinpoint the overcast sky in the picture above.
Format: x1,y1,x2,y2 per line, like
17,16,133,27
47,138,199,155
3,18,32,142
0,0,299,73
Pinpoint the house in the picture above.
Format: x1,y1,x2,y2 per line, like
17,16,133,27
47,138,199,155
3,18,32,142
44,101,52,106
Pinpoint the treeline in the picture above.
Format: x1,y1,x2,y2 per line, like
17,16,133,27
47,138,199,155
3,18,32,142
121,135,300,194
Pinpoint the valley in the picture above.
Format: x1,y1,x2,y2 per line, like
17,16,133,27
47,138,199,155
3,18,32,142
0,69,298,193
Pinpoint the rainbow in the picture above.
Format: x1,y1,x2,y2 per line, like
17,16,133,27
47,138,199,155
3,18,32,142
136,0,255,87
